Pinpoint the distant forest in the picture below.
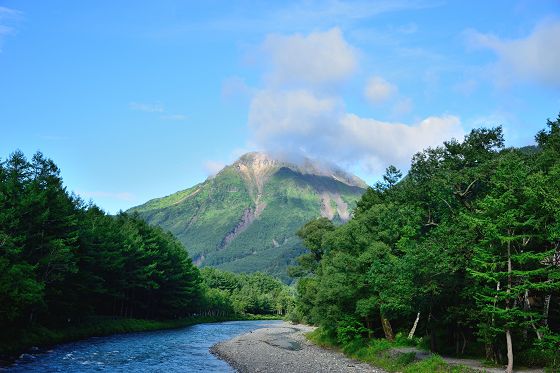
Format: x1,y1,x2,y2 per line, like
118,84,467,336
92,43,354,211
289,114,560,371
0,152,291,354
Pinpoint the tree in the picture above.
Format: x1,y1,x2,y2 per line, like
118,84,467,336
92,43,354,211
467,151,553,372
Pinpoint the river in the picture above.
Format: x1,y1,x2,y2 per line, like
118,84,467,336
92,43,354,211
5,320,280,372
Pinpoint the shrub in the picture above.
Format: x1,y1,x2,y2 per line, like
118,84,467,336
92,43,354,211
336,317,368,345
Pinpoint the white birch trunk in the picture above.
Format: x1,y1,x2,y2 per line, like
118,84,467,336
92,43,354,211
408,312,420,339
506,329,513,373
505,238,513,373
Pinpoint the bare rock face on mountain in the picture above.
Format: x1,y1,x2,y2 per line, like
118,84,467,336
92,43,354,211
128,152,366,281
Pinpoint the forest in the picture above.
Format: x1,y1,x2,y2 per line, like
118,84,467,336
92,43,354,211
0,151,290,357
289,115,560,371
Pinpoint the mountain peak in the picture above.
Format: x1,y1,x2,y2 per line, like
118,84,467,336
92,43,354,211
229,152,367,189
234,152,280,174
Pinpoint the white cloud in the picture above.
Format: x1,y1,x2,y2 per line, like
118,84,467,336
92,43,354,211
248,89,463,173
364,76,397,104
129,102,164,113
246,27,465,175
262,27,357,86
249,89,340,144
340,114,464,171
466,19,560,87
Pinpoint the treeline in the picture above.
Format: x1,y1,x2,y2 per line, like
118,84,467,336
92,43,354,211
201,267,294,316
289,115,560,371
0,150,291,354
0,150,202,333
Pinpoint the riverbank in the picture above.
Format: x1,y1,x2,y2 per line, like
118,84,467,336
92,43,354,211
211,321,386,372
0,314,280,366
306,328,547,373
211,322,548,373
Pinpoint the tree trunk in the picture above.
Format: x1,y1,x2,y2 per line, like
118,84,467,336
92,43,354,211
522,290,528,340
543,294,551,326
505,239,513,373
380,311,394,341
430,331,437,352
366,317,373,339
408,312,420,339
506,329,513,373
485,343,494,363
461,331,467,355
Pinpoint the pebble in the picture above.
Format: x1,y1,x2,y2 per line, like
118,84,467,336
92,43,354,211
211,321,386,373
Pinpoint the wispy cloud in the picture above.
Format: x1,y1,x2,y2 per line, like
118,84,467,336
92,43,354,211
129,101,187,121
129,102,164,113
149,0,441,38
203,160,226,176
0,6,22,52
222,76,254,99
161,114,187,121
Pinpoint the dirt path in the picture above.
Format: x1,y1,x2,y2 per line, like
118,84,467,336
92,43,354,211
391,347,545,373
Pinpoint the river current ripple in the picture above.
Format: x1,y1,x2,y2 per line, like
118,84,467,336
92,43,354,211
5,320,280,372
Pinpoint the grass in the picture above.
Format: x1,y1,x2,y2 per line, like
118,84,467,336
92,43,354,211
306,328,479,373
0,313,281,364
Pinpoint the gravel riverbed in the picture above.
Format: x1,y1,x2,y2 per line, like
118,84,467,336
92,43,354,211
210,321,386,373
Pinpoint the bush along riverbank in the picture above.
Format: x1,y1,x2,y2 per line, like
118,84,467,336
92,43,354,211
306,328,481,373
0,314,281,365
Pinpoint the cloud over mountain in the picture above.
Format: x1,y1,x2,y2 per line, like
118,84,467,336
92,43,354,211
247,28,465,174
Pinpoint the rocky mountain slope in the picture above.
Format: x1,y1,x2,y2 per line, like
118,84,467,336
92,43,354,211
128,152,366,280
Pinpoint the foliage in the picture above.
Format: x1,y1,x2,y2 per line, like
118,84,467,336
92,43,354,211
336,316,369,345
200,267,294,316
292,114,560,370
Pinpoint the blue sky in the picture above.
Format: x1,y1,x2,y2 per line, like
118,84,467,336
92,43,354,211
1,0,559,213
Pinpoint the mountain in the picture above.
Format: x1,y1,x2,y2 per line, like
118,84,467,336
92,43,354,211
128,152,367,281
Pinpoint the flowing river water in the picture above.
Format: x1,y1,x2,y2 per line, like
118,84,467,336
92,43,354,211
5,320,281,372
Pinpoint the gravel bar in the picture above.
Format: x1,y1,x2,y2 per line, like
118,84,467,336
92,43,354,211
210,321,386,373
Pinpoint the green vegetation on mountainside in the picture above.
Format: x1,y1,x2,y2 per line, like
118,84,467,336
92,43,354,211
129,154,366,280
130,166,253,262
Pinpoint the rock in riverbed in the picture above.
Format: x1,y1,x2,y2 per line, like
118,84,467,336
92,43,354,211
211,321,385,373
